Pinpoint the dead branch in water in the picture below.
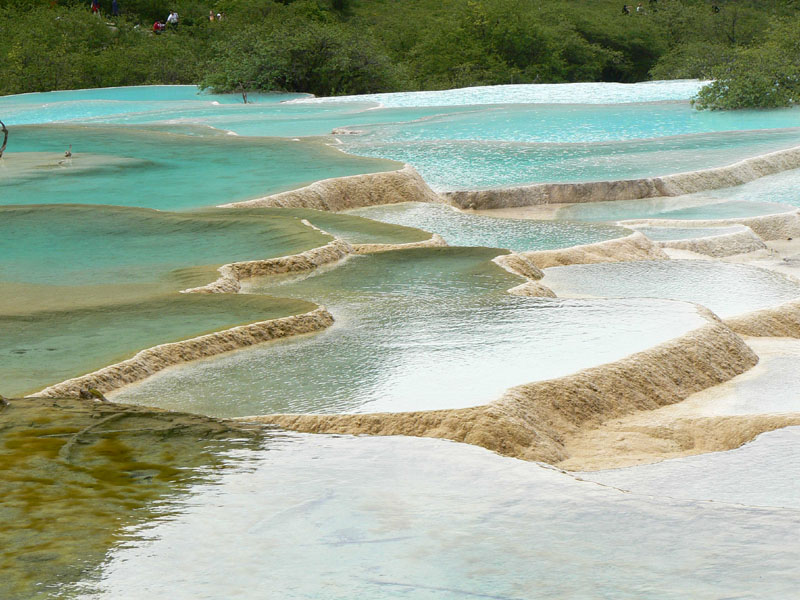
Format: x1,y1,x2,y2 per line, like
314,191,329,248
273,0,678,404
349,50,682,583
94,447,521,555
0,119,7,158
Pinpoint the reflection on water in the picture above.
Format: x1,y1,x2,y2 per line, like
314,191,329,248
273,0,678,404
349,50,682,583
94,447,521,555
0,397,262,600
68,433,800,600
542,260,800,318
349,202,625,251
112,248,707,415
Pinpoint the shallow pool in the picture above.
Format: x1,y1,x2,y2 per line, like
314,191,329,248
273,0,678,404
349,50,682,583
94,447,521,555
633,224,749,241
349,202,626,251
542,260,800,318
581,427,800,509
66,433,800,600
553,196,793,223
111,248,709,415
0,125,398,210
1,294,315,397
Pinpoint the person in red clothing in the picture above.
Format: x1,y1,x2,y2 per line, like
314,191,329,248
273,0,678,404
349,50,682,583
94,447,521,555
153,20,165,33
91,0,99,14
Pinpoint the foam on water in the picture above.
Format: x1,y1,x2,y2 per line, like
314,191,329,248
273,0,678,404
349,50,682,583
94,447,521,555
542,260,800,318
111,248,708,415
348,202,626,251
291,79,710,106
66,433,800,600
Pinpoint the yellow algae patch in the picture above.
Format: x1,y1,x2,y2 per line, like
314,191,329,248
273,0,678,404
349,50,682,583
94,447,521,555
0,397,260,600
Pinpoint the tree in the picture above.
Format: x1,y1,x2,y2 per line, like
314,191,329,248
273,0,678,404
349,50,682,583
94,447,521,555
693,19,800,109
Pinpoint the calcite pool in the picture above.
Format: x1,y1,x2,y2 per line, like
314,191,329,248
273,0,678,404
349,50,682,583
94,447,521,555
542,260,800,318
110,248,710,416
3,79,800,599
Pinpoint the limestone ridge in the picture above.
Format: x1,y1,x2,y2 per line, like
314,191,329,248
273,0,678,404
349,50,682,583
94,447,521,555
647,227,767,258
623,210,800,242
442,145,800,209
33,308,335,398
519,231,669,269
250,319,758,465
182,239,355,294
724,297,800,338
182,231,447,294
219,165,443,211
491,253,557,297
36,221,447,397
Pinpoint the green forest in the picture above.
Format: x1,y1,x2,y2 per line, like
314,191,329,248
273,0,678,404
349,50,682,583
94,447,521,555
1,0,799,108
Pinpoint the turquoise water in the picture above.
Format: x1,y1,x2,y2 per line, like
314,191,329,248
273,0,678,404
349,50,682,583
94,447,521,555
4,82,800,193
0,293,315,397
4,82,800,600
0,125,398,210
542,260,800,318
112,248,708,415
343,102,800,144
349,202,626,251
343,129,800,190
700,167,800,208
67,433,800,599
0,205,331,286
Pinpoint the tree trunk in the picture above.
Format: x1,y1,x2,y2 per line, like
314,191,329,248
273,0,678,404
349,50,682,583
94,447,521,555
0,120,7,159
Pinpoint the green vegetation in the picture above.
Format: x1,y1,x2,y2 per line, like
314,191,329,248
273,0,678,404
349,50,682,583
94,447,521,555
0,0,798,108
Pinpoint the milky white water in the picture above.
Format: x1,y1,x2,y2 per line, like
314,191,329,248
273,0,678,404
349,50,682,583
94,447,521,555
66,433,800,600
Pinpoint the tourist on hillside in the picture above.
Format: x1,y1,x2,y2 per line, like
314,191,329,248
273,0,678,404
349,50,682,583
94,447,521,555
209,10,215,21
622,4,630,14
112,0,119,16
166,11,179,29
153,20,165,33
90,0,99,14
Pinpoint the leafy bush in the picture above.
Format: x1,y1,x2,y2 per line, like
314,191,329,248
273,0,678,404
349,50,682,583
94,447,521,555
693,19,800,110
